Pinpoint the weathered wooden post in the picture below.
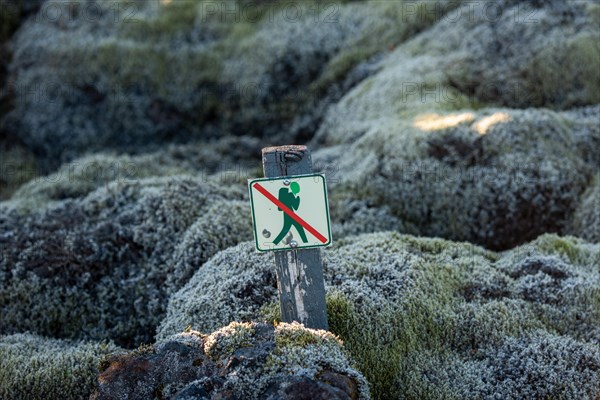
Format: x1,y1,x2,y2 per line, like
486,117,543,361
260,145,329,330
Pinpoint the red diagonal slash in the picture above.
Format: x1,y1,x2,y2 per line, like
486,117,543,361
253,182,328,244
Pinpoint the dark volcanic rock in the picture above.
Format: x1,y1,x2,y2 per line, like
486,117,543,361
92,322,368,400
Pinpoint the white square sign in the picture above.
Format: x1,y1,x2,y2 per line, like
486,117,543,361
248,174,332,252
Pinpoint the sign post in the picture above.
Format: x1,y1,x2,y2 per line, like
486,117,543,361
249,145,329,330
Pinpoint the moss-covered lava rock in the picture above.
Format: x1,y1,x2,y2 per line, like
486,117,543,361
2,0,457,170
159,233,600,399
0,176,251,347
312,0,600,250
92,321,369,400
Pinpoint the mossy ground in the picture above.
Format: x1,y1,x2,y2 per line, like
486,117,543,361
0,333,120,400
254,233,600,399
0,143,37,199
0,1,599,399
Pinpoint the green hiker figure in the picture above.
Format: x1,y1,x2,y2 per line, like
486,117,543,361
273,181,308,245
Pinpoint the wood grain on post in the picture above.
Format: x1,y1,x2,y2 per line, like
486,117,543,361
262,145,329,330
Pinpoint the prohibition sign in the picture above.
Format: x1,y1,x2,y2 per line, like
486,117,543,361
248,174,332,252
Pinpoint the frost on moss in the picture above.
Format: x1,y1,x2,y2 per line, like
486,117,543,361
315,97,598,250
466,332,600,399
7,135,262,212
310,1,600,250
160,233,600,399
314,1,600,145
443,1,600,109
196,321,370,399
94,322,370,400
0,176,250,347
0,333,120,400
167,200,254,291
203,321,255,361
3,0,460,169
329,198,419,238
157,243,277,339
7,152,184,210
390,332,600,400
571,174,600,243
312,1,462,92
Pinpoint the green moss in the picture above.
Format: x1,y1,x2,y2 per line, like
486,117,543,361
571,175,600,243
121,1,198,39
326,234,597,398
313,1,463,92
0,334,120,400
532,234,581,264
119,0,278,50
132,343,156,356
316,236,472,398
394,237,588,397
531,32,600,108
87,39,222,96
0,145,38,200
203,322,255,360
324,290,356,340
565,33,600,103
275,322,339,349
197,322,371,399
259,301,281,324
312,46,378,93
587,2,600,26
162,230,600,399
327,302,402,398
